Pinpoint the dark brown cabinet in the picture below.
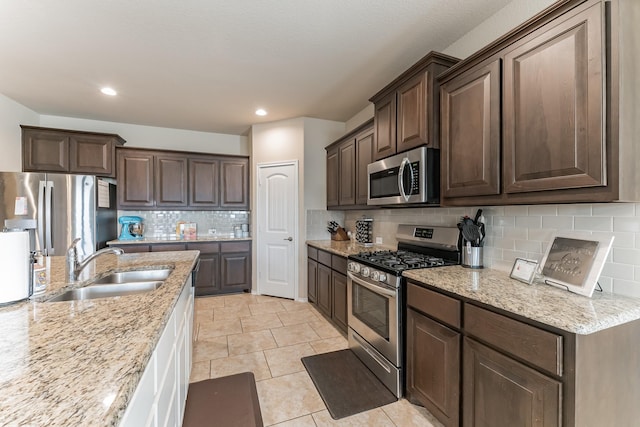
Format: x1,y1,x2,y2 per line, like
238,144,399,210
463,338,561,427
22,125,125,177
220,241,252,293
370,52,458,161
502,1,604,194
191,241,251,296
189,157,219,207
220,158,249,209
155,154,188,207
406,283,461,427
325,119,373,209
438,0,640,206
307,245,348,333
117,148,249,210
407,277,640,426
440,59,501,199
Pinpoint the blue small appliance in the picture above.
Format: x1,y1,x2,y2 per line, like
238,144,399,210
118,216,144,240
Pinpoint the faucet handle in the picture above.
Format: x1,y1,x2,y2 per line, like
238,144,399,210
67,238,81,259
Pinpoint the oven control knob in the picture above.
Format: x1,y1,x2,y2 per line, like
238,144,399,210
348,262,361,273
378,273,387,283
372,271,379,281
361,267,370,277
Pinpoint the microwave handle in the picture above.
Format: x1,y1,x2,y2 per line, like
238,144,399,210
398,157,411,202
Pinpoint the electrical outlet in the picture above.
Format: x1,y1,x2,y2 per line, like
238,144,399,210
375,237,383,244
208,228,216,235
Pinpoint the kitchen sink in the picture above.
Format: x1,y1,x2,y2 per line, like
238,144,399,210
89,268,172,285
47,281,164,302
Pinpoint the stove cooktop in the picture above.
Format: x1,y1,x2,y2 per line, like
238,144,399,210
349,249,457,273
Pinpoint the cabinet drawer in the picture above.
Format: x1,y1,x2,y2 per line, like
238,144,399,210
186,242,220,254
318,250,332,267
150,243,187,252
464,303,563,376
407,283,461,329
307,246,318,260
220,241,251,253
332,255,347,274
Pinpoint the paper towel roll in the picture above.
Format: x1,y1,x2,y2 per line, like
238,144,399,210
0,231,31,305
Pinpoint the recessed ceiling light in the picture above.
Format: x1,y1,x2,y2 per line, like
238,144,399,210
255,109,267,116
100,87,117,96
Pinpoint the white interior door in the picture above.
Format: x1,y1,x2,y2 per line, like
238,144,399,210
257,162,298,299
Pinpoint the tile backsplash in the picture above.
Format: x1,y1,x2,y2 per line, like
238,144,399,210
307,203,640,298
119,210,250,238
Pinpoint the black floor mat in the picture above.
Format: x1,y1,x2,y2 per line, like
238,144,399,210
302,349,397,420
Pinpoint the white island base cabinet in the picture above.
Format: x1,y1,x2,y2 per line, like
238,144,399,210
119,277,194,427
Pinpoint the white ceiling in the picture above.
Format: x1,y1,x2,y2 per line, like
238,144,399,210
0,0,515,135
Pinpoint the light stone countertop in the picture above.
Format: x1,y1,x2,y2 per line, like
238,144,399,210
108,235,252,245
404,266,640,335
0,250,199,427
306,240,394,258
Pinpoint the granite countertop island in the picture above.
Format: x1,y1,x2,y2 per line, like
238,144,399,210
404,266,640,335
0,250,199,426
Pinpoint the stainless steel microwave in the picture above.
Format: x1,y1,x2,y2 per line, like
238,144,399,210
367,146,439,206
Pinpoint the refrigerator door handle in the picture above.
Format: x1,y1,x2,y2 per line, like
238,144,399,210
37,181,46,255
45,181,54,255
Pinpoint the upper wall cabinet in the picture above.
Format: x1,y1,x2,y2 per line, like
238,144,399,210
117,147,249,210
326,120,374,209
439,0,640,206
369,52,459,161
21,125,125,177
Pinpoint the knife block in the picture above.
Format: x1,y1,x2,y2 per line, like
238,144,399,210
331,227,350,241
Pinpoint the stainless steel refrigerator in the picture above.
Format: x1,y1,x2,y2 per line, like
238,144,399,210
0,172,117,259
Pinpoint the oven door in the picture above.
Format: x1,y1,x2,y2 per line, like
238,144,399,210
347,272,399,366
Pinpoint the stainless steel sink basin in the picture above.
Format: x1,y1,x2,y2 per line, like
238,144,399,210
47,281,163,302
89,268,172,285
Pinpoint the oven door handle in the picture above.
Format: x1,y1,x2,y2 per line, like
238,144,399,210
348,272,396,298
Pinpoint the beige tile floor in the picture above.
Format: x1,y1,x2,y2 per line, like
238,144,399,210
190,293,443,427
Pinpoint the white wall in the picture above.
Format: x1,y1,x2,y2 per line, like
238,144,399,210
39,115,249,155
0,94,40,171
345,104,374,133
442,0,556,58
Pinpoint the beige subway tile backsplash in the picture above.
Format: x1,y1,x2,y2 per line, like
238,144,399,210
325,203,640,298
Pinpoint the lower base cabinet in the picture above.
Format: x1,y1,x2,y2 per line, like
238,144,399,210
406,308,460,427
119,277,194,427
307,245,347,333
463,337,561,427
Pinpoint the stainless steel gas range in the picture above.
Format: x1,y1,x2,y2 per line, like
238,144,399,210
346,225,461,398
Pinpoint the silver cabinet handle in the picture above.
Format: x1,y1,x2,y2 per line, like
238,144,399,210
283,237,293,241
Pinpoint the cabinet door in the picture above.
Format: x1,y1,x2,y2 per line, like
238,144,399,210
326,146,339,208
155,154,188,207
220,158,249,209
338,139,356,206
373,93,397,161
220,251,251,293
406,308,460,427
355,127,374,205
22,129,69,172
112,244,150,253
189,157,219,208
117,150,155,208
503,2,604,193
69,135,113,176
441,59,501,198
316,263,332,318
397,71,429,153
331,271,348,332
194,253,220,296
463,338,561,427
307,258,318,304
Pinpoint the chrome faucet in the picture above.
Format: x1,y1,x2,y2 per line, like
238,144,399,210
66,238,124,281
